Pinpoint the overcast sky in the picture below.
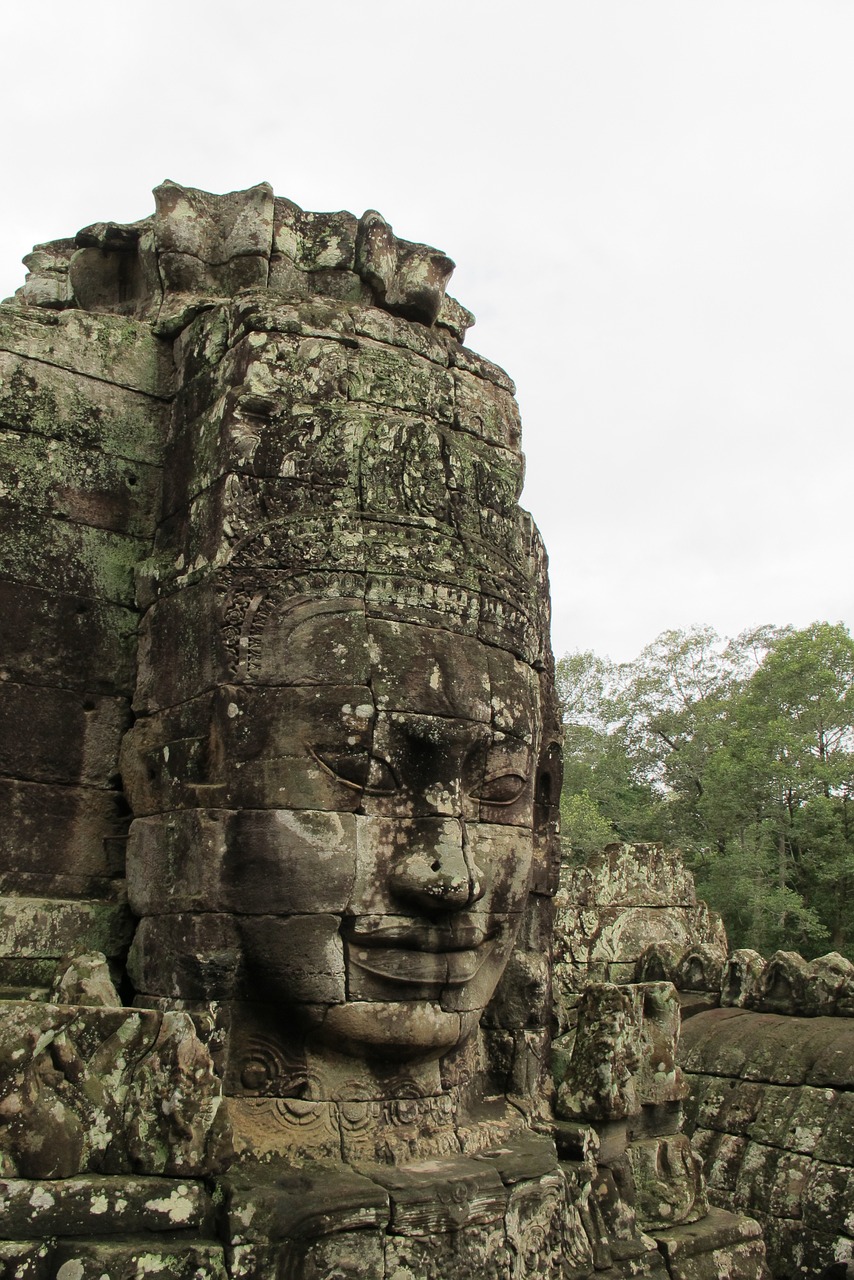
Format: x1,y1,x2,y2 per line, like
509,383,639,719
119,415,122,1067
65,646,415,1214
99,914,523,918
2,1,851,663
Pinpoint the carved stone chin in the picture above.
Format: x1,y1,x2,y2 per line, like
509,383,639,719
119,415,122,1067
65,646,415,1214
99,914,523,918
319,1001,478,1061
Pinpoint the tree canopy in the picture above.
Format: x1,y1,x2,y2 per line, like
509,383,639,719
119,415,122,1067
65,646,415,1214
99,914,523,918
557,622,854,959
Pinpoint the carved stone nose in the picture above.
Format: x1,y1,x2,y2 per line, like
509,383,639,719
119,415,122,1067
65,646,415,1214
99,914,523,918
390,821,485,912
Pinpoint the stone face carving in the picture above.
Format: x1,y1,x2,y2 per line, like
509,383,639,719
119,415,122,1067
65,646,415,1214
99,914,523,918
0,183,582,1278
87,187,562,1151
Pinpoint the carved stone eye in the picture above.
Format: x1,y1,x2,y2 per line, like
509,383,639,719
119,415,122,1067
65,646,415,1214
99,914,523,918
475,773,528,805
312,748,397,794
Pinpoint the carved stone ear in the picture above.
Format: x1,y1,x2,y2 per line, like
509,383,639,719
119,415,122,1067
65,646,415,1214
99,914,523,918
355,208,455,326
17,238,77,308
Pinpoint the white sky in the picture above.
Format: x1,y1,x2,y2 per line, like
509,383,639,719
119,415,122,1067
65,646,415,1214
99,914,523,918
2,1,851,663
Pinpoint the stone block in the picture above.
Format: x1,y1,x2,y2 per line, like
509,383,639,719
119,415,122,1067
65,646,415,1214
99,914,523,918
807,953,854,1015
506,1171,589,1278
0,582,136,696
804,1019,854,1088
49,1237,229,1278
802,1161,854,1234
757,1213,852,1280
0,1001,228,1180
0,898,133,961
588,908,710,973
356,300,454,361
127,913,243,1001
0,1175,214,1238
562,843,699,910
0,779,128,896
735,1141,811,1220
748,1082,831,1155
238,914,345,1005
131,581,229,712
635,942,683,985
201,326,455,428
126,809,357,916
354,209,453,326
224,1097,343,1166
693,1129,749,1197
448,342,513,393
367,620,492,721
0,348,168,466
0,504,142,607
337,1089,463,1165
677,1008,760,1078
0,682,129,788
653,1206,769,1280
0,956,56,998
374,1157,507,1236
231,296,448,367
816,1090,854,1166
123,1011,233,1176
453,368,521,452
128,912,345,1006
0,307,173,396
50,954,121,1007
289,207,358,271
633,982,687,1108
556,985,640,1122
218,1160,388,1242
154,179,273,262
120,684,374,815
274,1229,387,1280
690,1076,766,1137
159,395,376,518
674,946,726,994
348,336,456,423
756,950,813,1015
0,429,160,537
17,238,76,309
434,294,474,344
0,1241,51,1278
153,473,361,591
134,579,375,712
483,947,551,1031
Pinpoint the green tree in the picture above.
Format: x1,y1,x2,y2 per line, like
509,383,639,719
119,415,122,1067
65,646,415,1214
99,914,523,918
557,621,854,959
556,649,667,854
559,789,614,862
699,622,854,954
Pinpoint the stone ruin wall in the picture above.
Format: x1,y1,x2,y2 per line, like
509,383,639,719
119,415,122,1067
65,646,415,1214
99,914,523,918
554,840,854,1279
0,184,774,1279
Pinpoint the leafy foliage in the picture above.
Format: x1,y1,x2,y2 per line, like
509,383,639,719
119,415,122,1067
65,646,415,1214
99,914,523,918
558,622,854,959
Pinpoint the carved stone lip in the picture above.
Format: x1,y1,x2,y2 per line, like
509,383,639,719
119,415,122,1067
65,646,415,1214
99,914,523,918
343,938,496,987
342,916,492,951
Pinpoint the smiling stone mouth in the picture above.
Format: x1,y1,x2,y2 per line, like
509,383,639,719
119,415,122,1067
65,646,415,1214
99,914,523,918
344,940,496,987
342,917,498,987
342,916,492,952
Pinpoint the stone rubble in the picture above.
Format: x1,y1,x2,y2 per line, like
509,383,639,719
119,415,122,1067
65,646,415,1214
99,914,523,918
553,839,854,1279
